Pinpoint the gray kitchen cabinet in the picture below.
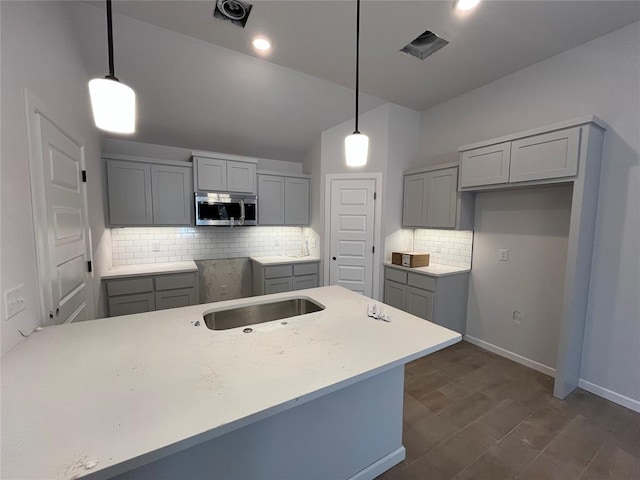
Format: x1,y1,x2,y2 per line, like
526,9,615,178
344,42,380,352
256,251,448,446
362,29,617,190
194,154,257,194
105,271,198,317
402,164,473,230
459,126,582,190
252,260,319,296
105,156,193,227
106,159,153,225
257,172,310,226
382,265,469,333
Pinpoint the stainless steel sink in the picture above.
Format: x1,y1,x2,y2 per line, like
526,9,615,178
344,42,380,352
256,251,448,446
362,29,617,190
203,298,324,331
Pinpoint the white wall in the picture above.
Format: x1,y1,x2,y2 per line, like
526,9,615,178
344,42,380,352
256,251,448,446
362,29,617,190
418,22,640,404
1,1,107,356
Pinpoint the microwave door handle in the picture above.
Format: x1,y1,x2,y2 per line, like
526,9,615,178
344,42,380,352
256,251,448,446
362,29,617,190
239,200,245,226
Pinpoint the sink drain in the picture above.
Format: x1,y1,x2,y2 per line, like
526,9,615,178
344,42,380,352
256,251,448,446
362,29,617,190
243,328,253,333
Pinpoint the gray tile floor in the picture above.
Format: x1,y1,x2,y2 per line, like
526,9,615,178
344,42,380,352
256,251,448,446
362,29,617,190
378,341,640,480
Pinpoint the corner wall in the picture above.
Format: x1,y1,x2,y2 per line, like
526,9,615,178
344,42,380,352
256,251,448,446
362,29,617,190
1,1,107,355
418,22,640,407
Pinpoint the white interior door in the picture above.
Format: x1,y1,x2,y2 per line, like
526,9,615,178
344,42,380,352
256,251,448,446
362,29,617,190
329,179,376,297
29,105,94,325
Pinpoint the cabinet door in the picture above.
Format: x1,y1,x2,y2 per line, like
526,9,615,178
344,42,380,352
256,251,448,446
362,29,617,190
427,168,458,228
196,158,227,191
151,164,193,225
265,277,293,294
510,127,580,183
460,142,511,188
108,292,155,317
258,175,285,225
227,161,256,193
402,173,428,227
155,288,197,310
384,280,406,311
285,177,310,225
406,286,434,321
106,160,153,225
292,274,318,291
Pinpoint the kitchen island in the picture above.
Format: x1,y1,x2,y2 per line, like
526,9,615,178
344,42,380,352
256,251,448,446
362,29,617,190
2,286,460,480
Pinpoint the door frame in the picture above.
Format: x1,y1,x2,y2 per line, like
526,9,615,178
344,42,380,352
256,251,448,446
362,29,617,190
24,88,95,324
324,173,383,300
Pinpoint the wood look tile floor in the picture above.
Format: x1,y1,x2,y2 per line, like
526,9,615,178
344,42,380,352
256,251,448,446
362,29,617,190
377,341,640,480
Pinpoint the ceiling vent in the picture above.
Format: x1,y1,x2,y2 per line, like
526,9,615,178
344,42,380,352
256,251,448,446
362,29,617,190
212,0,253,28
400,30,448,60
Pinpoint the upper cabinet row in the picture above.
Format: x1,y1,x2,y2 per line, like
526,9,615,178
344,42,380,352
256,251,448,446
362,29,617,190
459,126,581,189
193,153,257,194
257,172,310,226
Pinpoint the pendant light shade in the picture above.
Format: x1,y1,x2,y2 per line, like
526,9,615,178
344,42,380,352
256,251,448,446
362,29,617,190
345,0,367,167
89,0,136,134
345,132,369,167
89,78,136,134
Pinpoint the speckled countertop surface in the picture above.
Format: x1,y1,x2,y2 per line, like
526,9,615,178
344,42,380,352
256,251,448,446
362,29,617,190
250,255,320,266
101,261,198,279
383,262,470,277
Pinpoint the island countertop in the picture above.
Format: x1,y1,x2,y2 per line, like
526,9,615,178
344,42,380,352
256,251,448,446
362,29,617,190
1,286,460,480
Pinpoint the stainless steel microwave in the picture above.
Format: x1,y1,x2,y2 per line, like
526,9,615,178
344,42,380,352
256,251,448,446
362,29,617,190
195,192,257,226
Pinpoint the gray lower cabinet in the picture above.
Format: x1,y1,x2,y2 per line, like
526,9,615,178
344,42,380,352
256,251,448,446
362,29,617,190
105,157,193,227
383,266,468,334
105,271,198,317
257,172,310,226
253,261,319,296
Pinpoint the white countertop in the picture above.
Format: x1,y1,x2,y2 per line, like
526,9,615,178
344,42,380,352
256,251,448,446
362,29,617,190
101,261,198,279
250,255,320,266
384,261,471,277
1,286,460,480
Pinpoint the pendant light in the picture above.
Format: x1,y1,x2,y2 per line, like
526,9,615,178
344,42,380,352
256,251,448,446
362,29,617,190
89,0,136,134
345,0,368,167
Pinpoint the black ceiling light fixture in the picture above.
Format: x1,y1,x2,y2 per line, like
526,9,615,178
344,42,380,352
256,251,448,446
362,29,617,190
88,0,136,134
345,0,368,167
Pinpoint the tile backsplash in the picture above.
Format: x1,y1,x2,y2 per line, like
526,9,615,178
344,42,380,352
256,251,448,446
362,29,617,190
413,229,473,268
111,227,303,266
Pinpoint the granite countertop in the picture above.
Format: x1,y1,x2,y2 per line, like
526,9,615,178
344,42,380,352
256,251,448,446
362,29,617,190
101,261,198,279
1,286,460,479
383,261,471,277
250,255,321,266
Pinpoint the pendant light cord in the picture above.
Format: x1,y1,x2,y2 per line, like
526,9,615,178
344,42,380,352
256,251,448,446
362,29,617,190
354,0,361,134
105,0,117,80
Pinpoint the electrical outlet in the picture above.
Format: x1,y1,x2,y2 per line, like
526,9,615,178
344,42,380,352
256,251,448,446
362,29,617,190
4,284,26,320
151,240,161,252
220,285,227,295
499,249,509,261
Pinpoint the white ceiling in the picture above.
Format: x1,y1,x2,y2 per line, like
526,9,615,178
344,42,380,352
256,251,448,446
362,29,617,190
72,1,640,161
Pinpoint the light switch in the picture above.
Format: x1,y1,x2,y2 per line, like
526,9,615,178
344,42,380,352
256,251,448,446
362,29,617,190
151,240,161,252
4,284,26,320
499,249,509,261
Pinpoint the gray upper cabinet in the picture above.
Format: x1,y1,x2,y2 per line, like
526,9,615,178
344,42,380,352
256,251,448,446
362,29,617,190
151,164,192,225
105,157,193,227
257,172,310,226
106,160,153,226
194,155,256,194
402,165,472,230
459,126,582,190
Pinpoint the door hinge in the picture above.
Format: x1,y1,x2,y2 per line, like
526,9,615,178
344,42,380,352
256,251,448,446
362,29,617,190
373,192,377,200
81,170,87,183
87,261,92,273
372,246,375,254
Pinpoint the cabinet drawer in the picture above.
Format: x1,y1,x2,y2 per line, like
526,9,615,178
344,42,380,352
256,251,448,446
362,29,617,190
264,277,293,294
264,265,293,279
385,268,407,284
293,262,318,276
292,274,317,291
155,272,196,291
155,288,197,310
108,292,155,317
460,142,511,188
106,277,154,296
407,273,435,291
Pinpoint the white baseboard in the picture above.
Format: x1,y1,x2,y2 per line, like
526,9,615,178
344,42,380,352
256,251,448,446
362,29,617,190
578,379,640,413
349,446,405,480
463,335,556,377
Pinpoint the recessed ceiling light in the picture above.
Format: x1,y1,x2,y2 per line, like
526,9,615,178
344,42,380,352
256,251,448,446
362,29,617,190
252,37,271,52
454,0,481,11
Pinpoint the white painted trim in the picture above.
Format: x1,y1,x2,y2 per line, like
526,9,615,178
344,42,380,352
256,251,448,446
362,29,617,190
24,89,96,324
463,335,556,377
578,379,640,413
348,446,406,480
324,173,383,301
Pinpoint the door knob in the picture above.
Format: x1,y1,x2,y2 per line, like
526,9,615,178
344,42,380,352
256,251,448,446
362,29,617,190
332,257,336,261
